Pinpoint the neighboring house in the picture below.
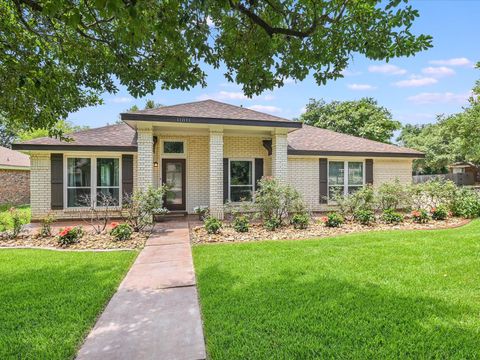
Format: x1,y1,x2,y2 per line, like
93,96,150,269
448,161,479,184
0,146,30,206
12,100,424,220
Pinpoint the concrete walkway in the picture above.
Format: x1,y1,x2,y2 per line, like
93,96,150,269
77,221,206,360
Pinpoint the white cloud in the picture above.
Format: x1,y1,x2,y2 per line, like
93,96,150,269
421,66,455,77
206,16,214,27
263,94,275,101
368,64,407,75
392,76,438,88
407,92,470,105
347,83,377,90
109,96,134,104
247,105,282,113
396,112,435,123
197,91,248,101
429,57,472,67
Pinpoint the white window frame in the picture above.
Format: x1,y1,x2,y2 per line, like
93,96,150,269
64,155,122,209
228,158,255,203
327,159,365,203
161,140,186,158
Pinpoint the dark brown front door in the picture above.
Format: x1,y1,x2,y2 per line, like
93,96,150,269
162,159,186,211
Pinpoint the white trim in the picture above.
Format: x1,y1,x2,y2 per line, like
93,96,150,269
228,158,255,203
64,155,122,209
327,159,365,204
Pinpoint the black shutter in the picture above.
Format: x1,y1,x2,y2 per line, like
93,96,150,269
254,158,264,190
223,158,229,203
365,159,374,185
51,154,64,210
122,155,134,197
319,158,328,204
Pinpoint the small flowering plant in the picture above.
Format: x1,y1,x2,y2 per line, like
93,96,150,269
58,226,84,245
110,222,133,241
431,205,449,221
411,209,429,223
320,212,344,228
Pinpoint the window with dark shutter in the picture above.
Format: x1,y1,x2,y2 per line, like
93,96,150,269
319,158,328,204
223,158,229,203
122,155,134,197
51,154,64,210
366,159,374,185
254,158,264,190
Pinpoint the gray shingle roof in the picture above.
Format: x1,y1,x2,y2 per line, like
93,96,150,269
288,125,424,158
124,99,293,123
0,146,30,168
12,124,137,151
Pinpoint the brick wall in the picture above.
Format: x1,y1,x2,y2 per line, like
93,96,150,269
288,157,414,212
0,169,30,206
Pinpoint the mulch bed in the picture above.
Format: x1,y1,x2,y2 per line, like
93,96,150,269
0,231,147,250
191,217,470,244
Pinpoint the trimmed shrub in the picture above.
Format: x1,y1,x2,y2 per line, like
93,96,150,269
321,213,344,228
233,215,249,233
204,216,222,234
381,209,404,224
376,179,410,211
264,217,282,231
353,209,375,225
431,205,449,221
110,223,133,241
334,185,375,221
58,226,84,245
450,188,480,218
411,209,429,223
254,177,307,229
291,213,310,230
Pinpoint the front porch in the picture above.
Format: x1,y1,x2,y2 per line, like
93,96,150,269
134,122,290,219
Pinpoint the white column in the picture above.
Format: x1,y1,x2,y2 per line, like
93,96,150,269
137,126,153,191
30,153,51,220
272,133,288,182
209,129,224,219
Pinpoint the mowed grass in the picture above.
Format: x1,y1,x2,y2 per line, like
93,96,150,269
0,249,137,359
0,204,30,231
193,220,480,359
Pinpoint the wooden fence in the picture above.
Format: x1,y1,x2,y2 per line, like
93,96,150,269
413,173,475,186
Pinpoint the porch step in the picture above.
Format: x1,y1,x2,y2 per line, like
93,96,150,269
155,211,188,221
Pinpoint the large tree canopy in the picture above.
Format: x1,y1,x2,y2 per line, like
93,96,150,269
299,97,401,143
398,64,480,174
1,0,431,133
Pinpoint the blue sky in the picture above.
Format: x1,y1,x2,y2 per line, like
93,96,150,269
68,0,479,129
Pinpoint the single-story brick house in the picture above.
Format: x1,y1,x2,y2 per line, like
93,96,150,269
12,100,424,220
0,146,30,206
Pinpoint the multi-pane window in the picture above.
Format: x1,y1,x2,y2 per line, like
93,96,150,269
96,158,120,205
67,158,91,207
229,160,254,202
328,161,364,200
163,141,184,154
66,157,120,208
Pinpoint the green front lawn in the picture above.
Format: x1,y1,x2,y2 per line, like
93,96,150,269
0,204,30,231
0,249,136,359
193,221,480,359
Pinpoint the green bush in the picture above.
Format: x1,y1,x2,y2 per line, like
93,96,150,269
264,217,282,231
39,212,55,237
450,188,480,218
376,179,409,211
334,185,375,221
431,205,449,221
291,213,310,229
409,180,457,211
254,177,307,229
353,209,375,225
411,209,429,224
321,213,344,228
110,223,133,241
381,209,404,224
58,226,84,245
204,216,222,234
233,215,249,233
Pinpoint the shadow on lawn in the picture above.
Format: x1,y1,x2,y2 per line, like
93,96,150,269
198,265,478,359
